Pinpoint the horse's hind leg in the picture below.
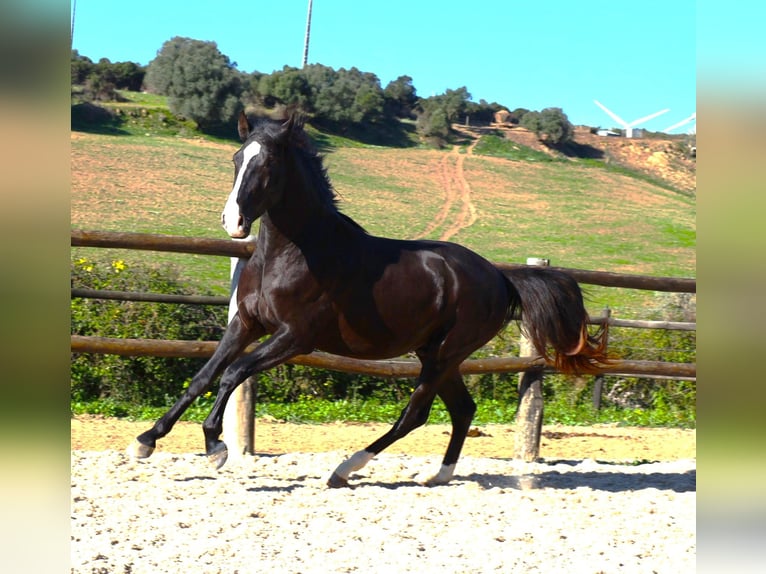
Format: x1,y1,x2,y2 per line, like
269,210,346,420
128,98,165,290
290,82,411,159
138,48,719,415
327,377,439,488
424,373,476,486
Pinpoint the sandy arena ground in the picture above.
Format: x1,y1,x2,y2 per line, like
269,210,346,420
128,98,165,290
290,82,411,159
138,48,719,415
71,417,695,573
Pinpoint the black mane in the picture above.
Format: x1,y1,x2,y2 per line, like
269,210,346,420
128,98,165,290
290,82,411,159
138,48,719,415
267,116,367,232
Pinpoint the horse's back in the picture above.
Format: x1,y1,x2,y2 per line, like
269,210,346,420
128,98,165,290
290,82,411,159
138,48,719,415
365,235,512,332
394,237,507,292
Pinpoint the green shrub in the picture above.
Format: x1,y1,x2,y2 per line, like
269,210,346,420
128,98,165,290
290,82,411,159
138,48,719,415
251,363,415,404
71,256,227,406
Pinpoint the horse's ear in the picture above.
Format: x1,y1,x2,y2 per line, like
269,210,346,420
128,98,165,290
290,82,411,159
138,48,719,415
281,109,305,139
237,111,251,142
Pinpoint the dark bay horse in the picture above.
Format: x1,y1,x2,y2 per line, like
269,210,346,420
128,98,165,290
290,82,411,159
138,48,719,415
128,113,608,487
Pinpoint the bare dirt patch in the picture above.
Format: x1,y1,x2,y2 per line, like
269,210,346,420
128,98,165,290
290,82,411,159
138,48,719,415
71,415,694,462
499,125,697,194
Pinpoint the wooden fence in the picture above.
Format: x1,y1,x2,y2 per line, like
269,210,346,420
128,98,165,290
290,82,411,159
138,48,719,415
71,229,696,379
71,229,696,460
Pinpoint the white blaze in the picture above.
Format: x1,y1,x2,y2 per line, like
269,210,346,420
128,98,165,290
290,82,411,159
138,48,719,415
222,140,262,236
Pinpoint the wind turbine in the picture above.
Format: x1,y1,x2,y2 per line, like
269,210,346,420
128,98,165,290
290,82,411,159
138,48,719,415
663,112,696,135
594,100,670,138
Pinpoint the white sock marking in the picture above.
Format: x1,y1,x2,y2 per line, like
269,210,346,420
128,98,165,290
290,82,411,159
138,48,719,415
427,463,456,485
333,450,375,481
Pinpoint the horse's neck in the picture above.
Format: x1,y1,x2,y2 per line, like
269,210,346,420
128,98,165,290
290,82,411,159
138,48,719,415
260,200,357,259
260,164,356,253
258,150,366,264
255,213,295,254
258,200,365,274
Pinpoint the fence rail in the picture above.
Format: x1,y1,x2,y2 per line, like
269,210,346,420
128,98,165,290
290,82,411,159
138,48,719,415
71,228,697,381
72,229,696,293
70,287,696,331
70,334,696,379
71,287,227,306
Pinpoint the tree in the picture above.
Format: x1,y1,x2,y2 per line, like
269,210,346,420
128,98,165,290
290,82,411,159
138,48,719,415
83,73,118,102
252,64,388,127
301,63,337,109
415,87,471,145
384,75,417,118
538,107,573,145
465,99,505,125
144,37,243,131
417,87,471,123
71,50,94,85
418,87,471,123
520,110,542,133
511,107,530,124
347,69,386,124
521,107,573,145
310,67,387,127
416,107,450,146
72,51,145,99
111,61,144,91
257,66,311,110
439,86,471,122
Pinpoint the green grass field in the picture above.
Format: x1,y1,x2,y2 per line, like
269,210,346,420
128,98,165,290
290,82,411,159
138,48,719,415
71,91,695,318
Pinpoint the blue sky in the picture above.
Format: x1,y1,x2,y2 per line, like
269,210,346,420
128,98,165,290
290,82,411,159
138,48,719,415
71,0,696,133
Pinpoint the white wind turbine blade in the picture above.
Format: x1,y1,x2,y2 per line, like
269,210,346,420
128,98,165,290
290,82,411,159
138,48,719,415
627,108,671,128
663,112,696,133
594,100,627,127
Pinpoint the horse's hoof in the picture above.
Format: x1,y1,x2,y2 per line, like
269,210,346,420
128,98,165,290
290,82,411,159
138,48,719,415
327,472,351,489
207,443,229,470
422,463,456,487
422,476,450,487
126,439,155,459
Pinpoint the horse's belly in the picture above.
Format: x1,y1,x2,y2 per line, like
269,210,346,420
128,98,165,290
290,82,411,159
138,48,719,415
315,298,446,360
319,320,426,360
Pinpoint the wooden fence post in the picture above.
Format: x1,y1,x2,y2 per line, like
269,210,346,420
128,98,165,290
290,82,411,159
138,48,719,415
592,307,611,411
514,257,549,461
222,247,256,461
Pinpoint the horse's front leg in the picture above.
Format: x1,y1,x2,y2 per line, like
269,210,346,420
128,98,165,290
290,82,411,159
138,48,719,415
126,314,262,459
201,329,308,469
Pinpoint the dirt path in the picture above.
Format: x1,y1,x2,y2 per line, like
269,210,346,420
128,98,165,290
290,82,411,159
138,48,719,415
414,141,478,241
441,143,478,240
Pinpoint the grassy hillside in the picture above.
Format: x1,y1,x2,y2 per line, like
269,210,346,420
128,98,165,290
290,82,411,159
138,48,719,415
71,93,695,319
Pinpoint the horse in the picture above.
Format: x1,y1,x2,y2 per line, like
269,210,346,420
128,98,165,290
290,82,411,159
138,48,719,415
128,112,608,487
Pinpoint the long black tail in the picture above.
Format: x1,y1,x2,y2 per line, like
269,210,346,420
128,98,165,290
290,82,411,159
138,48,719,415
502,267,609,374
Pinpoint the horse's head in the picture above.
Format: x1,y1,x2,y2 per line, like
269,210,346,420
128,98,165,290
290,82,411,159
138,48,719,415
221,112,300,238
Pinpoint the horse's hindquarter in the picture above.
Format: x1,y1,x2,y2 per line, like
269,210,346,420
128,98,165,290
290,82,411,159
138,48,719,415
323,238,510,359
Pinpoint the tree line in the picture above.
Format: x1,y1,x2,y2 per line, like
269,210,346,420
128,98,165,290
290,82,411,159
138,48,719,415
72,36,574,146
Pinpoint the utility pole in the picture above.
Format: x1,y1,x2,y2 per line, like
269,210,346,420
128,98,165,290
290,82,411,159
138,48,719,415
302,0,313,67
71,0,77,48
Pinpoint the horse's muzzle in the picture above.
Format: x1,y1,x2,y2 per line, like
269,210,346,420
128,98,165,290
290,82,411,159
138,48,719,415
221,212,249,238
